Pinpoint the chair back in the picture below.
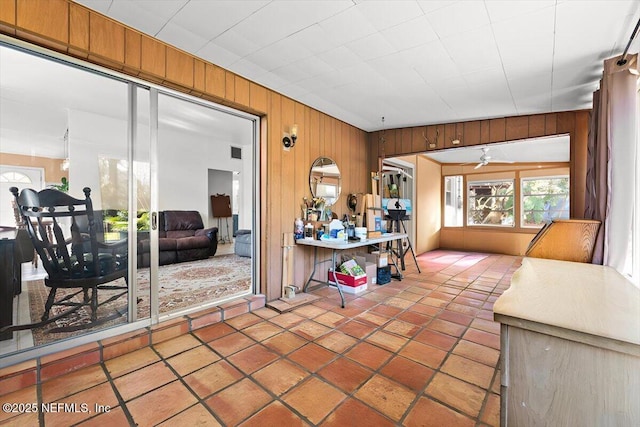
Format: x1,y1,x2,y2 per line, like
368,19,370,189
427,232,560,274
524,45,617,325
10,186,102,281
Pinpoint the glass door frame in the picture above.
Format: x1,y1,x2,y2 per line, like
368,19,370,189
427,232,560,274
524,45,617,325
0,35,261,367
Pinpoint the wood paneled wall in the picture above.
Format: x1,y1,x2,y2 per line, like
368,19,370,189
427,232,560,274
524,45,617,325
369,111,591,219
0,0,370,301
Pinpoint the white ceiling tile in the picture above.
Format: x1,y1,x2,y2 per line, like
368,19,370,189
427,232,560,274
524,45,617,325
295,56,335,78
170,0,269,40
317,46,363,69
228,1,353,49
155,21,208,53
213,29,261,58
416,1,455,14
441,26,502,73
106,0,188,36
285,24,339,55
316,67,361,89
551,86,595,111
196,42,242,68
345,33,396,61
270,63,311,84
554,1,637,63
426,1,490,39
355,1,425,31
295,75,333,93
229,59,269,81
411,41,462,84
485,0,556,23
381,15,439,50
318,7,378,46
255,72,289,90
278,83,310,99
509,72,553,99
509,73,553,112
462,67,507,88
492,6,555,68
551,64,603,91
247,38,312,72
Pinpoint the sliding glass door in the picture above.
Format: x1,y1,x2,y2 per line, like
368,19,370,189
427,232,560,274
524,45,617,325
0,40,258,363
153,93,255,317
0,43,138,357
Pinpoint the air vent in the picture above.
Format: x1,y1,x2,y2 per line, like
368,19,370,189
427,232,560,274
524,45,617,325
231,146,242,160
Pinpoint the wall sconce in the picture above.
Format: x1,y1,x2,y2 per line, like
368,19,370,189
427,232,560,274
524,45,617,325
283,124,298,150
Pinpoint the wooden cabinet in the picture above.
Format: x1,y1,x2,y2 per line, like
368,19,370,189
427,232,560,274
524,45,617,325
494,258,640,426
525,219,600,263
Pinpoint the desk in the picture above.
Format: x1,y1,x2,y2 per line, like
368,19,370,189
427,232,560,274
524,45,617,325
297,233,407,308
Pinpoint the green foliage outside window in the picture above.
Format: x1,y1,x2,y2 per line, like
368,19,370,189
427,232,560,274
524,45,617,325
467,180,514,226
522,177,569,227
104,210,150,231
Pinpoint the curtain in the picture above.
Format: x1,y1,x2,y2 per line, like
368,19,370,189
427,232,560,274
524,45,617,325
585,53,639,270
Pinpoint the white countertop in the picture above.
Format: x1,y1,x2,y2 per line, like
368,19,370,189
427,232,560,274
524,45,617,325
494,257,640,347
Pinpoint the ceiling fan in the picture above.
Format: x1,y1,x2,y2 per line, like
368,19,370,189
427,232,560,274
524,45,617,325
473,147,514,169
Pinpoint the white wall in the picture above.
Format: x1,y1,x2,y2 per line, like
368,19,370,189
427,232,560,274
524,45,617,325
68,110,254,229
157,127,251,228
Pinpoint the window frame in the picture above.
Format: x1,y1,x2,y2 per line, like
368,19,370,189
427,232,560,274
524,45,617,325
466,178,515,227
443,175,464,227
520,175,570,229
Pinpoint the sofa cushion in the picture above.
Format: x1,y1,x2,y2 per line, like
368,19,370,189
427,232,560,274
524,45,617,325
138,238,177,252
163,210,204,231
166,230,196,239
176,248,209,263
175,235,211,250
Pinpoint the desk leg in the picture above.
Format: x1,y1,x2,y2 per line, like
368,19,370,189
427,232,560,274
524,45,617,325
303,246,318,293
330,249,346,308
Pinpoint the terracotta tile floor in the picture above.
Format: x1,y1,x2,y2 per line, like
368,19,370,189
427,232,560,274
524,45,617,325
1,250,521,426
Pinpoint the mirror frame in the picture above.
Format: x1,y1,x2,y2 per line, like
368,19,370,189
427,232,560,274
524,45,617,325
309,157,341,207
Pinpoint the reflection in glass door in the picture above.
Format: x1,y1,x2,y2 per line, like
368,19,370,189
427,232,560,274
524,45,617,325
0,40,258,363
0,43,139,356
154,93,255,316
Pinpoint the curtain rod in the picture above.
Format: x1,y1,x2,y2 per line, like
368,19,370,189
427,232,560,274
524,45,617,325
617,17,640,66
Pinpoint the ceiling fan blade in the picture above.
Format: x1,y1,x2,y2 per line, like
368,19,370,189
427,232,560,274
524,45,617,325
490,160,515,163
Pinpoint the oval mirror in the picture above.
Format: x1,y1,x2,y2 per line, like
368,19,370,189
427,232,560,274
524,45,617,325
309,157,341,207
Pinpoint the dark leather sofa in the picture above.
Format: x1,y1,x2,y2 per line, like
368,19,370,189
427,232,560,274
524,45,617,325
137,210,218,268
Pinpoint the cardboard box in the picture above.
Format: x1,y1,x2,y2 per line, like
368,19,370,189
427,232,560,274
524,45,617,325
368,251,389,268
327,270,368,294
337,282,368,294
365,194,382,234
327,270,367,287
354,255,377,285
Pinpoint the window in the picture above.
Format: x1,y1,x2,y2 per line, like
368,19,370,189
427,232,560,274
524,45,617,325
444,176,463,226
521,176,570,227
467,180,514,226
0,171,32,183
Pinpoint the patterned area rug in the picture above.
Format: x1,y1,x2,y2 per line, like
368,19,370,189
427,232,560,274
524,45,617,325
27,255,252,346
